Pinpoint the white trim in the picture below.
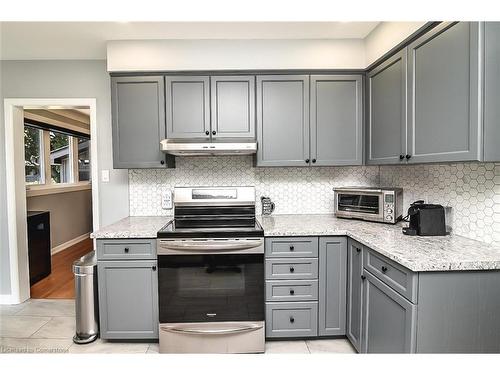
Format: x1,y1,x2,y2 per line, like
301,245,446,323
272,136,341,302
26,182,92,197
0,295,16,305
3,98,99,305
51,232,91,255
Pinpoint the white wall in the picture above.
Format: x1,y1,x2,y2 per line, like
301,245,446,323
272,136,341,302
0,60,129,296
364,22,427,66
107,39,367,72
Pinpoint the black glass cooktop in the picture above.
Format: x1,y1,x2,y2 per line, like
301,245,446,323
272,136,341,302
157,219,264,238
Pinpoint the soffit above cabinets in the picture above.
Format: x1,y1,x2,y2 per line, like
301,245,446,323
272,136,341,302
0,21,428,70
1,22,379,60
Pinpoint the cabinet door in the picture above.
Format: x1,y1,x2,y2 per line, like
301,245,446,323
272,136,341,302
166,76,210,139
211,76,255,139
367,50,407,165
407,22,481,163
318,237,347,336
310,75,363,166
346,239,363,352
111,76,166,168
256,75,310,167
361,270,417,353
484,22,500,162
98,260,158,339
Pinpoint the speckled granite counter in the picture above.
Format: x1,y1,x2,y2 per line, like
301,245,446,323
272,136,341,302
91,216,172,239
259,214,500,272
91,214,500,272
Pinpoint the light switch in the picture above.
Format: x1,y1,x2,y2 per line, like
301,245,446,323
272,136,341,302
162,190,173,210
101,170,110,183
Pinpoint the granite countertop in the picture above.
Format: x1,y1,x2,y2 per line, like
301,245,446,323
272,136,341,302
91,216,172,239
91,214,500,272
259,214,500,272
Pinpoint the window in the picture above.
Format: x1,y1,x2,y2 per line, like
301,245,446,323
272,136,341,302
50,131,71,183
24,126,44,185
24,123,91,189
77,137,91,182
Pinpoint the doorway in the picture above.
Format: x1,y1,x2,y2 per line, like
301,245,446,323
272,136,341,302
3,99,99,304
24,108,93,298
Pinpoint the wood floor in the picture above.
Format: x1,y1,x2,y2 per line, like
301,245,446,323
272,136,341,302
30,238,93,299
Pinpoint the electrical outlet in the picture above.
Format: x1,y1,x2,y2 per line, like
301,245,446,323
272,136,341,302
161,190,173,210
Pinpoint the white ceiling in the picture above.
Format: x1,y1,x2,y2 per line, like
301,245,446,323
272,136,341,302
0,22,380,60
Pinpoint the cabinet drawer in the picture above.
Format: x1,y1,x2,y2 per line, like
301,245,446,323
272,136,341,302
266,280,318,302
97,239,156,260
363,248,418,303
265,237,318,258
265,258,318,280
265,302,318,338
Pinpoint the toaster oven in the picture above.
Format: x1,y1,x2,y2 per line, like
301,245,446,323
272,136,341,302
333,187,403,224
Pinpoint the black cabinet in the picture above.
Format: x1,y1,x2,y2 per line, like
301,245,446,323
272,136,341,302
27,211,51,285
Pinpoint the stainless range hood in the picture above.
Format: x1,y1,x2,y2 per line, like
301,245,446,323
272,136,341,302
160,139,257,156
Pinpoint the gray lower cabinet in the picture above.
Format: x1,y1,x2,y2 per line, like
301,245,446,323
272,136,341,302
361,269,417,353
166,76,211,139
266,302,318,338
346,238,363,352
484,22,500,162
210,75,255,139
318,237,347,336
310,75,363,166
256,75,310,167
407,22,481,163
367,49,407,165
98,260,159,339
111,76,168,168
416,271,500,353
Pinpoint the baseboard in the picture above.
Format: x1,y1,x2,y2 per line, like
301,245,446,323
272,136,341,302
51,232,91,255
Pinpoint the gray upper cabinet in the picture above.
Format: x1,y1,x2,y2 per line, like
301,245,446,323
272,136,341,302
98,260,158,339
111,76,167,168
310,75,363,166
484,22,500,162
256,75,310,167
210,76,255,139
166,76,210,139
318,237,347,336
367,50,407,165
361,270,417,353
407,22,481,163
346,239,363,351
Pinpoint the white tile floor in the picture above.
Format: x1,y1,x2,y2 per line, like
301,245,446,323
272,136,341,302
0,299,356,354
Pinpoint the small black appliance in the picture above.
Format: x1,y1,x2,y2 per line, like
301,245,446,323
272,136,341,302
402,200,447,236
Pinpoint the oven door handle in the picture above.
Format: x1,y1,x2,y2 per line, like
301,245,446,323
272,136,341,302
158,239,263,252
160,323,263,335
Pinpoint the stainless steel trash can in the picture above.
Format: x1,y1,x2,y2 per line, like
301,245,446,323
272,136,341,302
73,251,98,344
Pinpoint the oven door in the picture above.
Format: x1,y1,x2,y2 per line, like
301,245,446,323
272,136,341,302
157,245,264,324
335,191,384,221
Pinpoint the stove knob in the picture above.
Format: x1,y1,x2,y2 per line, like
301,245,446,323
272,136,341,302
386,215,393,221
386,208,393,214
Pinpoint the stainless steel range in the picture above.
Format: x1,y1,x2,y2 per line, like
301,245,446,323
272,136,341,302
156,186,264,354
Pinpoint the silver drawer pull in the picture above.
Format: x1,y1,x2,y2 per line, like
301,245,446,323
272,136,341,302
160,323,263,335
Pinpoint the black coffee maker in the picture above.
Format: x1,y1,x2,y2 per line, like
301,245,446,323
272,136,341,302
402,200,447,236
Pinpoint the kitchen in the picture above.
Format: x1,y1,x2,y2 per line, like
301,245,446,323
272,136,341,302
94,21,500,353
1,4,500,372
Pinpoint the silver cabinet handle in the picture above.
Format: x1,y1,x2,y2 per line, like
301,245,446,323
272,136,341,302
160,323,263,335
158,239,263,252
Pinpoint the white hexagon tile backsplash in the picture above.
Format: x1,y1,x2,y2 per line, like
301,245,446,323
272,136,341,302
129,156,380,216
129,157,500,246
379,162,500,245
